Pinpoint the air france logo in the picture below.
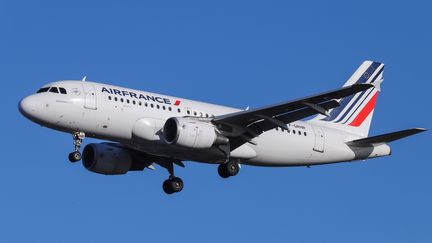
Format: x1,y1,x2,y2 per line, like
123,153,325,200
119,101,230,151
102,87,181,106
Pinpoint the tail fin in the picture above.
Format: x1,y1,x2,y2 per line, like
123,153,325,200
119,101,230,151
313,60,384,137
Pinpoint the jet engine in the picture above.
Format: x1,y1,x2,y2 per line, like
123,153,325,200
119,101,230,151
82,143,146,175
163,117,228,149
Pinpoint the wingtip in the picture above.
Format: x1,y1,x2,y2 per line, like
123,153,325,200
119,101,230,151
353,83,375,90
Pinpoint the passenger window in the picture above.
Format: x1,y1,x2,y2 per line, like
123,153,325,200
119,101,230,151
144,102,148,107
298,132,302,136
187,110,191,115
177,108,181,113
138,101,142,106
150,104,154,108
126,99,130,104
49,87,59,93
37,87,50,93
193,111,197,116
205,114,209,118
293,130,296,134
168,107,172,111
120,98,124,102
162,106,166,110
156,105,160,109
108,96,112,100
114,97,118,101
276,127,279,131
59,87,67,94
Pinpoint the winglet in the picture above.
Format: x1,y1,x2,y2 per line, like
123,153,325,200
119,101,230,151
372,78,384,92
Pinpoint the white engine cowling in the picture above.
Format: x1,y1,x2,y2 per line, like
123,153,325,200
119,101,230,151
82,143,133,175
163,117,228,149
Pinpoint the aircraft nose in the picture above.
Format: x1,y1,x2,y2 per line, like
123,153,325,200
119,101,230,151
19,95,38,119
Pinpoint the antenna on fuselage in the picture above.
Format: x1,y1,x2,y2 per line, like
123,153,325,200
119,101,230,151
82,76,87,81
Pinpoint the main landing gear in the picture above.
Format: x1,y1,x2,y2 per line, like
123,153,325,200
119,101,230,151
216,142,240,178
218,161,240,178
161,161,184,195
68,132,85,163
163,176,184,195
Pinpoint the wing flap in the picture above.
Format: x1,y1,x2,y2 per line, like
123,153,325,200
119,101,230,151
247,99,339,136
212,83,373,150
214,83,373,126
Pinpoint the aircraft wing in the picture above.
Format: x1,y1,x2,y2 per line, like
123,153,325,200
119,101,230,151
213,83,374,147
346,128,427,147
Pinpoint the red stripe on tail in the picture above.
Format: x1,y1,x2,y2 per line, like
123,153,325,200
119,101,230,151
348,93,378,127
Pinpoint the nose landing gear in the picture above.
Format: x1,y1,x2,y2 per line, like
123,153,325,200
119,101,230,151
68,132,85,163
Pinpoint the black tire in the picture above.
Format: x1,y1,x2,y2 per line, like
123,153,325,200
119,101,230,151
218,164,230,178
225,161,240,176
163,180,174,194
68,152,81,163
169,177,184,193
163,177,183,194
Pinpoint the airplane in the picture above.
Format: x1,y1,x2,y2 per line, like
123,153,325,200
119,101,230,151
19,60,426,194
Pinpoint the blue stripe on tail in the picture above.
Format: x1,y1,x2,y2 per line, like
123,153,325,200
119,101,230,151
322,62,382,122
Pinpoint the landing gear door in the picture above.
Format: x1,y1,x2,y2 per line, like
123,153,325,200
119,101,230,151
82,83,97,110
312,126,325,152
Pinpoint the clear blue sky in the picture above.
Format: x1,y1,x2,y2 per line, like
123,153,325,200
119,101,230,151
1,1,431,242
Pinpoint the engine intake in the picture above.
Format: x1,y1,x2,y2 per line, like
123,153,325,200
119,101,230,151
163,117,228,149
82,143,144,175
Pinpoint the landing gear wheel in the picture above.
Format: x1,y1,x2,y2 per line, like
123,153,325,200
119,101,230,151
163,180,174,194
218,161,240,178
69,132,85,163
226,161,240,176
218,164,230,178
162,177,184,194
68,151,82,163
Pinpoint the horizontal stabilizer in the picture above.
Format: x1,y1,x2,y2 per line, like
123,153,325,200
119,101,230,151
346,128,427,146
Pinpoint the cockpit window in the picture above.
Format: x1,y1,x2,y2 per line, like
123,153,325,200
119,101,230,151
59,87,67,94
49,87,59,93
37,87,50,93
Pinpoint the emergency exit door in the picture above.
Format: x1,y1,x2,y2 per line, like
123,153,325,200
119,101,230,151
312,126,325,152
82,83,97,110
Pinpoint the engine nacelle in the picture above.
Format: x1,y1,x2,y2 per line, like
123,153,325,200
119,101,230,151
163,117,228,149
82,143,135,175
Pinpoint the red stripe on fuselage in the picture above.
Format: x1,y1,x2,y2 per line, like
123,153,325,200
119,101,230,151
348,92,378,127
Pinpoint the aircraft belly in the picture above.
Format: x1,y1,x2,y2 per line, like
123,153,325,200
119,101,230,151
129,139,226,163
242,125,358,166
246,130,315,166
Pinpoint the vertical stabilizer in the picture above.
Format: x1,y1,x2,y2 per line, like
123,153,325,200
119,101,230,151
312,61,384,137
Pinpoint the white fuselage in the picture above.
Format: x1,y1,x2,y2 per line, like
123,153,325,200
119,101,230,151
19,80,391,166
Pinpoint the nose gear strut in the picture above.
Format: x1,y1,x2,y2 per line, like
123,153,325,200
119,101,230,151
68,132,85,163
